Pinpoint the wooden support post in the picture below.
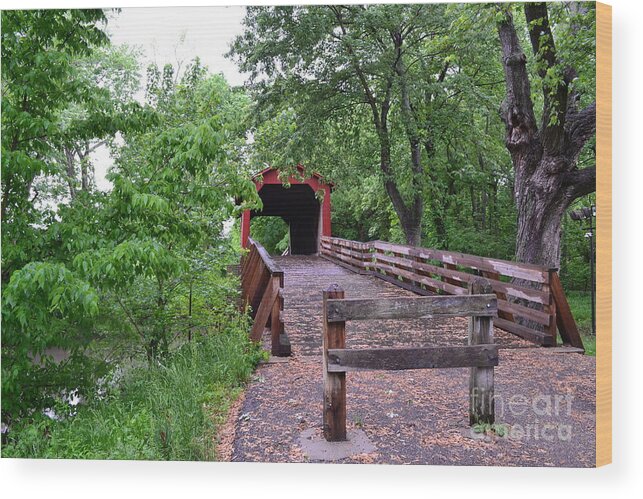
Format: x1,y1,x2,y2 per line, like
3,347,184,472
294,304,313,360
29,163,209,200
323,284,347,441
250,275,280,342
544,270,558,347
469,277,495,426
270,272,284,356
549,270,585,350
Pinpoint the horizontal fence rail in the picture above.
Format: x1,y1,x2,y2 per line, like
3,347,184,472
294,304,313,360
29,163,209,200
326,345,499,372
320,236,584,350
240,237,290,357
325,294,497,322
321,278,498,442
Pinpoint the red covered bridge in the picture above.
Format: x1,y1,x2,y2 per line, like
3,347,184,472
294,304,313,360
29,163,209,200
240,165,332,255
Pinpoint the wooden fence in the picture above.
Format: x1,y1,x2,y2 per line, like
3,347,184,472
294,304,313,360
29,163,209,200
320,235,584,350
322,278,498,442
240,237,290,356
319,237,372,274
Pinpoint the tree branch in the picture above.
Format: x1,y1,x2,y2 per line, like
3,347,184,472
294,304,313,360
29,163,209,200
497,7,538,152
562,164,596,200
524,2,571,154
565,101,596,160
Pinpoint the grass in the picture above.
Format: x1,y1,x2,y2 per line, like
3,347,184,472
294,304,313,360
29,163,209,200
565,290,596,356
2,323,265,460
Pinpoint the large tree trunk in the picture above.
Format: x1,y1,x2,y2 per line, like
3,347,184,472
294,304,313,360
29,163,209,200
498,3,596,269
380,137,423,247
514,158,570,269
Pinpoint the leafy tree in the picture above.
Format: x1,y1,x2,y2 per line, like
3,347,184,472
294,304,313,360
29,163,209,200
1,8,118,423
67,64,259,362
1,10,147,280
55,44,144,200
1,11,259,425
231,4,491,245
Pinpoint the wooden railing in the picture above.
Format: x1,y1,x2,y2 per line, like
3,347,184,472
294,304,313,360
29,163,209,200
240,237,290,356
319,236,373,274
322,278,498,442
320,235,584,350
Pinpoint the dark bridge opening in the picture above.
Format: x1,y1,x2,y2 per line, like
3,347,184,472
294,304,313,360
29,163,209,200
241,165,332,255
252,184,320,255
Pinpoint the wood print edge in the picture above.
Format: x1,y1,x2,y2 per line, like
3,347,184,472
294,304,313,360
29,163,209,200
596,0,612,468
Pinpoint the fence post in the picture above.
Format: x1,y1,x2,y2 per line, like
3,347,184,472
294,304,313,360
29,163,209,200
469,277,495,425
323,284,346,441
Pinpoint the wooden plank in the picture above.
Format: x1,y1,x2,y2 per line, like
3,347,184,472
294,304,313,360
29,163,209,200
443,262,463,288
497,299,550,326
325,294,497,322
494,317,554,346
248,265,270,316
270,275,283,356
319,254,370,274
375,252,549,304
469,278,495,425
375,251,462,294
372,250,551,345
374,260,469,296
372,256,551,344
549,271,585,350
543,273,557,346
335,246,368,260
372,240,549,283
249,276,280,342
323,284,346,441
326,345,498,372
242,256,263,310
240,247,259,296
370,271,435,296
481,269,515,322
247,237,284,275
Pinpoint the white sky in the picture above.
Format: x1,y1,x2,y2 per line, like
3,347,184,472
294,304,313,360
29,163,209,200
105,6,247,87
89,6,248,190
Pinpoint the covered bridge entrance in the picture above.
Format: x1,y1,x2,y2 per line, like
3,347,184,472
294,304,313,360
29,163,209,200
241,165,332,255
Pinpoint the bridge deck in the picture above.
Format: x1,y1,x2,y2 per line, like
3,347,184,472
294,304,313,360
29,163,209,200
224,256,596,466
277,255,530,357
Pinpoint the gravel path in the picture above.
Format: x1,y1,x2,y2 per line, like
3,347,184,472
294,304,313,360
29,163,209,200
228,256,596,467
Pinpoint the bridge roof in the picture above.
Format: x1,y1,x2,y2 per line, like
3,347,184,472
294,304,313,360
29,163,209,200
251,164,334,189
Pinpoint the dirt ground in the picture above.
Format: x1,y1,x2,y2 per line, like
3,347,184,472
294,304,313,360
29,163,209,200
223,256,596,467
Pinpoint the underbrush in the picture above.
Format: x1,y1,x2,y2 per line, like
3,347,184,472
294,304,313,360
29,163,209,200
565,290,595,356
2,322,265,460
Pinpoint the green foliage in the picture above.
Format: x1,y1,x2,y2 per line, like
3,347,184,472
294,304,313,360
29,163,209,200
249,217,290,255
1,11,261,428
560,196,595,292
2,9,107,277
2,324,265,460
1,262,106,421
472,422,509,437
565,291,595,356
1,5,597,456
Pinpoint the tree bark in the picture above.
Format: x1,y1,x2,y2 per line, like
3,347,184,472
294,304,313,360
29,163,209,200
64,146,77,199
497,3,596,269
